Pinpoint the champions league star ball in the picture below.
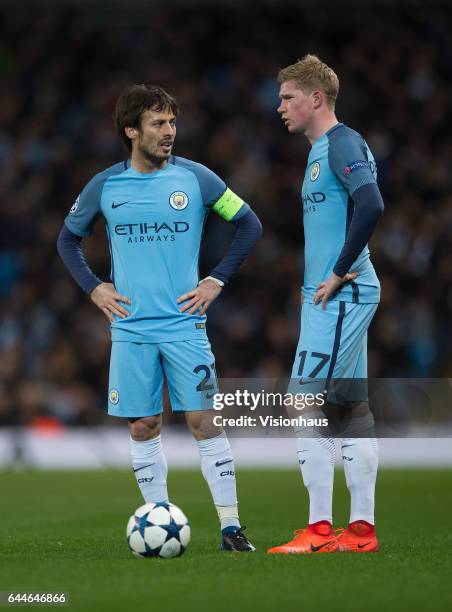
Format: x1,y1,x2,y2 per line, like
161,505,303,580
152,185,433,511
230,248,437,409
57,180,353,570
126,502,190,558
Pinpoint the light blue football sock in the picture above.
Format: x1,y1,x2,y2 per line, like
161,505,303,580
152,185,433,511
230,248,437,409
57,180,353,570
130,435,169,504
197,432,240,530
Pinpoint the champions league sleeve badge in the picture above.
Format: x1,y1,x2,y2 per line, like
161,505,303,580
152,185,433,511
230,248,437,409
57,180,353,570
70,194,80,213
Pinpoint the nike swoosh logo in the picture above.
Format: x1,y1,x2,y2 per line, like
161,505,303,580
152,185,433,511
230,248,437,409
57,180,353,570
133,463,155,473
341,444,355,448
311,540,333,552
358,541,372,549
112,201,130,209
215,459,233,467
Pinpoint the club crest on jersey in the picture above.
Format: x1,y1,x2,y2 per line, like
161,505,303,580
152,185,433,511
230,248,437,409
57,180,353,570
70,194,80,214
169,191,189,210
310,163,320,181
109,389,119,405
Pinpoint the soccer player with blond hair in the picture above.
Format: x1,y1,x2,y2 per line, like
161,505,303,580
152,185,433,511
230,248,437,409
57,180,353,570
268,55,384,554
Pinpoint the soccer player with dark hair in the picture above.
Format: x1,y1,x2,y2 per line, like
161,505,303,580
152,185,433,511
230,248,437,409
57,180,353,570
268,55,383,554
57,84,262,552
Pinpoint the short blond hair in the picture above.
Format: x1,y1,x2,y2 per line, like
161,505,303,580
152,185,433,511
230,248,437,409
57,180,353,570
278,54,339,110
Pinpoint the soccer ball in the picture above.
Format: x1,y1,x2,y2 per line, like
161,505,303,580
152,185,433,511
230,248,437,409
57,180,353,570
126,501,190,558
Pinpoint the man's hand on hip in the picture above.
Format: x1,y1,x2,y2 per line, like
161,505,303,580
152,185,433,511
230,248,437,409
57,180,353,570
90,282,131,321
177,279,223,315
314,272,358,310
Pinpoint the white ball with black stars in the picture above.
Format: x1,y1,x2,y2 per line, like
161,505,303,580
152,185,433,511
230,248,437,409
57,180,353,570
126,502,190,558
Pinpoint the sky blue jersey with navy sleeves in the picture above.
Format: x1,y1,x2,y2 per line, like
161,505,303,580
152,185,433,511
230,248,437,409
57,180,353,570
301,123,380,304
63,155,249,343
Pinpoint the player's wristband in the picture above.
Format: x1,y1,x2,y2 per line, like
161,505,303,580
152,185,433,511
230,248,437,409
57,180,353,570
199,276,225,288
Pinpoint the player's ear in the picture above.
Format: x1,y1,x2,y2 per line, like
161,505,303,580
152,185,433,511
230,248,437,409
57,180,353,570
312,90,323,110
125,126,139,141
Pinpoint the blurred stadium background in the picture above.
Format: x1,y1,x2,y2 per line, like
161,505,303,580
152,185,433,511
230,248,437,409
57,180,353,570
0,0,451,465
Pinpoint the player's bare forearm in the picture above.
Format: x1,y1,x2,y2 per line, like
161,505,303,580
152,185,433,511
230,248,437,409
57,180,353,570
177,279,222,315
314,271,358,310
90,282,131,322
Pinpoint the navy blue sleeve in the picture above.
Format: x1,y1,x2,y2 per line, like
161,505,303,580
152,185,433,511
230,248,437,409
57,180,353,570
57,225,102,294
209,208,263,284
333,183,384,277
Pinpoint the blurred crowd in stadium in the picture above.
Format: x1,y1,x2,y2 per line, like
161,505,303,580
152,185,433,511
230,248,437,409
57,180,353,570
0,2,451,425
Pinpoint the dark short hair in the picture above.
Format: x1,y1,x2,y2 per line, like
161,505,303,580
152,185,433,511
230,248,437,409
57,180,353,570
113,84,179,152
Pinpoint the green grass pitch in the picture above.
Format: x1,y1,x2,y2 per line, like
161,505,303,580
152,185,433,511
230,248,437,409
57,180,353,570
1,468,451,611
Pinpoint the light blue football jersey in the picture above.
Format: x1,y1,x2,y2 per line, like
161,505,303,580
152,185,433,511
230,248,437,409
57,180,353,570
302,123,380,304
64,156,249,342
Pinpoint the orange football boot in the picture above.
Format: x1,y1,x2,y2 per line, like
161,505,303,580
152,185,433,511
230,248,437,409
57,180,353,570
268,521,338,554
336,520,379,552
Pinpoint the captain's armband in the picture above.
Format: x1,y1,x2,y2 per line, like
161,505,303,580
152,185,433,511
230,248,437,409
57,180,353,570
211,188,245,221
